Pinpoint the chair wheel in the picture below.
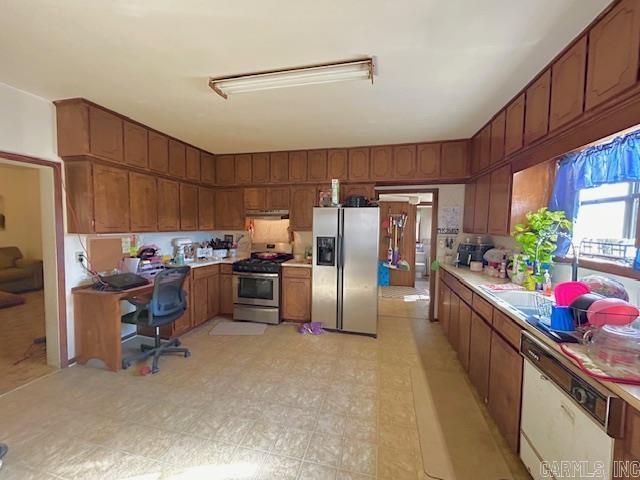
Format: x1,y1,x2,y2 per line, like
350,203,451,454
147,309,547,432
184,351,191,358
174,339,181,347
151,367,159,374
122,361,132,370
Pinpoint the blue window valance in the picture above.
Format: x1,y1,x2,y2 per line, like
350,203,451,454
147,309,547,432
549,130,640,254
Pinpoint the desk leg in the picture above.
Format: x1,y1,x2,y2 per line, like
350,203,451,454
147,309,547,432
74,294,122,372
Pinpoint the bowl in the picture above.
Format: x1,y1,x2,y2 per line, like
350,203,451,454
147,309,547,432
569,293,605,325
587,298,639,327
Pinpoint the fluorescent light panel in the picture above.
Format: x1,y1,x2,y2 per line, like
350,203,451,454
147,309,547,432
209,58,373,98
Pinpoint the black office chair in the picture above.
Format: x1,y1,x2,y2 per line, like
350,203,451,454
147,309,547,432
121,266,191,373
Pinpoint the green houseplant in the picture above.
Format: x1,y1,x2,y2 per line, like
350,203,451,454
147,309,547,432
512,208,571,287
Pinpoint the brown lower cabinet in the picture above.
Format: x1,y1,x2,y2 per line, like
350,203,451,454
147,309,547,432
447,293,460,351
192,265,220,326
457,300,472,371
220,268,234,315
469,312,492,402
437,282,450,334
281,267,311,322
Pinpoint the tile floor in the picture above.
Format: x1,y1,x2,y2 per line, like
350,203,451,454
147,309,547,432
0,296,528,480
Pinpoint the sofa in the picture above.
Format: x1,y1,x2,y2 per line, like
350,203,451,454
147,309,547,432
0,247,44,293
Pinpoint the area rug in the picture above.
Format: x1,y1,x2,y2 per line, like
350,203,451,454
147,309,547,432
0,291,25,309
380,286,429,302
209,320,267,336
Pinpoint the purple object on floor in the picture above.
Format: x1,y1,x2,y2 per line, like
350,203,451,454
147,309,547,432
299,322,324,335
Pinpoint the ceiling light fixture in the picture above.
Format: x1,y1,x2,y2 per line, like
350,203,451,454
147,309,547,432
208,58,374,99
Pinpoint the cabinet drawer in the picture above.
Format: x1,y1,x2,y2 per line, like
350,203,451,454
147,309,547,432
472,294,493,323
283,266,311,278
192,265,220,279
492,309,522,350
456,283,473,305
220,264,233,274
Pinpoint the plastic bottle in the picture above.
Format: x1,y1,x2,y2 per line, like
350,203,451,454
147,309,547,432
543,269,552,296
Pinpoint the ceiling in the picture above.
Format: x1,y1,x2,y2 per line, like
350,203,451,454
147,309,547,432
0,0,610,154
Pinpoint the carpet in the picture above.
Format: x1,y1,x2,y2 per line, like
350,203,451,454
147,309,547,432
0,291,25,309
210,320,267,336
380,286,429,302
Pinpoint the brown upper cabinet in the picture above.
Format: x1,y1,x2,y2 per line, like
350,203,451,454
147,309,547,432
417,143,441,179
215,189,245,230
252,153,270,183
244,187,267,210
123,121,148,169
129,172,157,232
504,94,525,156
327,149,348,180
463,182,476,233
289,151,308,182
473,174,491,233
157,179,180,231
89,106,124,163
216,154,236,185
524,69,551,146
168,140,186,179
490,111,506,164
179,183,198,231
270,152,289,183
148,131,169,174
478,124,491,171
307,150,327,182
198,187,215,230
370,146,393,181
200,152,215,185
550,36,587,131
470,134,482,174
235,154,252,184
393,144,417,180
440,141,468,179
290,186,316,230
93,163,130,233
267,187,290,210
487,164,512,236
348,147,370,181
185,146,201,182
586,0,640,110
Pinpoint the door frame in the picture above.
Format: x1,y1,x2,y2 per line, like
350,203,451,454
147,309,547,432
0,150,68,366
375,187,439,321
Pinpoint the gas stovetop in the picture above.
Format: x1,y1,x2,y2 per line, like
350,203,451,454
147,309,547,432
232,252,294,273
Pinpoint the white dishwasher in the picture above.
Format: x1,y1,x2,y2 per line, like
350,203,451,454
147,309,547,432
520,332,625,480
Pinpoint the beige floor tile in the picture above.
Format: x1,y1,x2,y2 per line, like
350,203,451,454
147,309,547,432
340,440,377,476
304,432,343,467
298,462,338,480
273,427,312,458
259,454,302,479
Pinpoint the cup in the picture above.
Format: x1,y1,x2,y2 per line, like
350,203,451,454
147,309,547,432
550,305,575,332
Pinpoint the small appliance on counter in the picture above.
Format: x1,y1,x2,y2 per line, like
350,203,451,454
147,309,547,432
455,239,494,268
172,237,194,264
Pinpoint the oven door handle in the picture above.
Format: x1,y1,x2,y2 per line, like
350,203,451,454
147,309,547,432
233,272,279,278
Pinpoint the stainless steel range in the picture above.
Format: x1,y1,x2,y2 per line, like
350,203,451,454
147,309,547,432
232,243,293,324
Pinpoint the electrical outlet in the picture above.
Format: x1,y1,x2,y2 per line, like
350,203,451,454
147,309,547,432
75,251,85,264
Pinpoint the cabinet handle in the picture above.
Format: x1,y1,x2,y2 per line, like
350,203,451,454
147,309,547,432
560,403,575,424
540,374,549,381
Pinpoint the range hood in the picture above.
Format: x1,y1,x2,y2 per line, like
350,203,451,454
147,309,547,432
245,210,289,220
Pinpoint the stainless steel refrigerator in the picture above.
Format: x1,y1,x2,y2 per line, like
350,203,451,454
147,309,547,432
312,207,379,336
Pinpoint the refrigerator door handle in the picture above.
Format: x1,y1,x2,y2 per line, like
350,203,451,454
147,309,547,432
337,210,344,330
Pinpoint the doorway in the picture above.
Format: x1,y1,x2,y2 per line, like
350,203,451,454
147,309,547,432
0,155,66,394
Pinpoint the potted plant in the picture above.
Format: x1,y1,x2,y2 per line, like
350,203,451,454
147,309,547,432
512,208,571,290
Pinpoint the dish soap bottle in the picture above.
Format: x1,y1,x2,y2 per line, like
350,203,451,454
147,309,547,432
543,269,552,296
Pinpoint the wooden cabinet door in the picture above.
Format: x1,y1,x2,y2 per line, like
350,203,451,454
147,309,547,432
490,111,506,164
550,36,587,131
216,155,236,185
172,276,192,336
439,283,450,334
448,292,460,351
504,94,525,156
89,106,123,162
478,125,491,171
327,149,348,180
270,152,289,183
488,332,523,452
289,151,308,182
200,152,216,185
252,153,270,183
469,312,492,403
235,154,252,184
586,0,640,110
308,150,328,182
348,147,370,181
290,186,316,230
168,140,186,179
149,131,169,174
93,164,130,232
215,189,244,230
157,179,180,231
417,143,440,179
473,174,491,234
179,183,198,231
129,172,157,232
207,273,220,319
488,165,512,236
220,274,234,315
198,187,215,230
185,146,201,181
440,141,468,179
524,69,551,145
341,184,375,203
193,276,209,326
370,146,393,181
123,121,148,168
282,273,311,321
470,134,481,174
463,182,476,234
393,144,416,180
267,187,290,210
244,187,267,210
457,301,472,371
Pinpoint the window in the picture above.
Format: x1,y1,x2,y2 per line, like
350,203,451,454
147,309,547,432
572,182,639,265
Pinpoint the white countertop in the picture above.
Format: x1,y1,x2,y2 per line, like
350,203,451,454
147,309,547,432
179,256,248,268
283,259,313,268
440,263,640,411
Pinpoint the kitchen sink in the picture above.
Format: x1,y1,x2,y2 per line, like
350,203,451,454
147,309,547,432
479,288,552,318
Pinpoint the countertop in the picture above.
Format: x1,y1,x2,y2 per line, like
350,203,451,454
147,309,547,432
440,263,640,411
283,259,313,268
181,256,247,268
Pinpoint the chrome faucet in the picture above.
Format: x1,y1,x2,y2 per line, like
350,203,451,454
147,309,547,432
534,225,579,282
